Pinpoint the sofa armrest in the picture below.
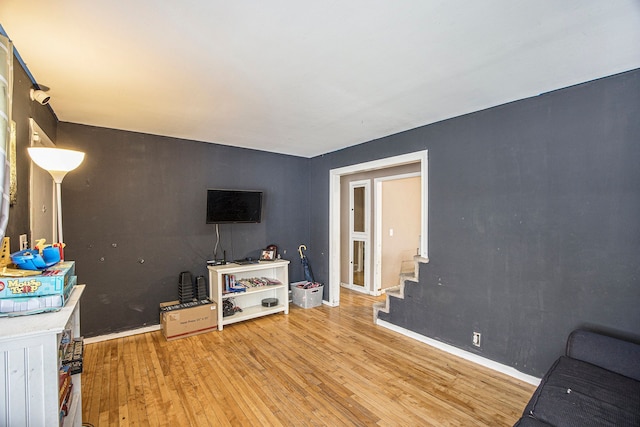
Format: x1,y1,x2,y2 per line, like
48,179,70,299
566,329,640,381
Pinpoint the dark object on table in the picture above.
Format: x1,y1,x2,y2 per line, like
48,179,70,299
178,271,193,303
195,275,207,300
261,298,278,307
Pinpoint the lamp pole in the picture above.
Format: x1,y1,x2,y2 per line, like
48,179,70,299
54,180,64,244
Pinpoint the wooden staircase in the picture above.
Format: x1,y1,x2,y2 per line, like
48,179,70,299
373,255,428,322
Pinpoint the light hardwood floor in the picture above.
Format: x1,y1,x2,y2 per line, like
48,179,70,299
81,289,535,426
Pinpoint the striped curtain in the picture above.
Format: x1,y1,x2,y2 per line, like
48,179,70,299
0,35,13,241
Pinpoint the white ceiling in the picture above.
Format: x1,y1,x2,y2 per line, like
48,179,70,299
1,1,639,158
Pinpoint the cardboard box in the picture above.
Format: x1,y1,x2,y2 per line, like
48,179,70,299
160,300,217,341
290,282,323,309
0,261,75,299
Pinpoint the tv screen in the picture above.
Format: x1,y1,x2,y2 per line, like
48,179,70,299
206,189,263,224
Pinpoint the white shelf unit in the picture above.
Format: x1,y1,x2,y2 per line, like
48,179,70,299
208,260,289,330
0,284,85,426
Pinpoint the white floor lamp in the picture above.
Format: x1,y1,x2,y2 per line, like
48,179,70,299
27,147,85,245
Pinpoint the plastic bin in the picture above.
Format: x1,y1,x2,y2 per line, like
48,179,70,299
290,281,323,309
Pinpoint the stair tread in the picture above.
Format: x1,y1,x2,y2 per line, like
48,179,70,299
374,257,428,322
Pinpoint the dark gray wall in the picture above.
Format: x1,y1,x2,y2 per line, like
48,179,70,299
56,123,310,336
8,41,639,377
309,69,640,378
5,52,58,252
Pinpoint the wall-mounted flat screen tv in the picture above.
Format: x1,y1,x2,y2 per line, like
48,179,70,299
206,189,263,224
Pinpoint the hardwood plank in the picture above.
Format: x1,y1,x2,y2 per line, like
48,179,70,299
145,332,191,427
117,338,131,426
82,338,104,422
82,289,535,426
96,343,109,425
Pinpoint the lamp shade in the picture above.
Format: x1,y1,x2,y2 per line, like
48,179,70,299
27,147,85,183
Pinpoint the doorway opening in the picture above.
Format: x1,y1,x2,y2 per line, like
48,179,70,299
374,172,421,294
329,150,428,306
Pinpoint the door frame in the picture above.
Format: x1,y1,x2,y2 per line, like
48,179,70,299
373,172,421,295
328,150,428,306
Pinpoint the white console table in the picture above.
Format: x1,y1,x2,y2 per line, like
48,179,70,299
0,285,84,426
208,260,289,330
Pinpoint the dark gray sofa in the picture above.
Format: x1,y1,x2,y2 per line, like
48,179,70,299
514,329,640,426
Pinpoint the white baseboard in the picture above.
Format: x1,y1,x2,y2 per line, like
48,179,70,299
322,300,338,307
84,324,162,344
376,319,540,386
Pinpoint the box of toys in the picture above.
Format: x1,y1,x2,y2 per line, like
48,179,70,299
0,261,75,299
0,275,76,313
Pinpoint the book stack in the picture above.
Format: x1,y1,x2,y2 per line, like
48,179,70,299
59,330,83,423
237,277,281,288
222,275,281,294
62,337,84,375
59,365,74,422
223,274,245,294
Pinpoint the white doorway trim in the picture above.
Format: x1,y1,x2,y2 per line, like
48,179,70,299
328,150,428,306
373,172,421,295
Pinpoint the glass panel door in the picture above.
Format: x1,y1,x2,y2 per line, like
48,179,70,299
352,240,366,286
349,180,370,292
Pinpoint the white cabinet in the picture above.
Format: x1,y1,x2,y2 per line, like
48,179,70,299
0,285,84,426
208,260,289,330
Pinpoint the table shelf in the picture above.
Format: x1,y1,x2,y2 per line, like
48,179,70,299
0,285,85,426
208,260,289,330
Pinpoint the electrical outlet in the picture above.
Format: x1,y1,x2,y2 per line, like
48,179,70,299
19,234,28,251
472,332,481,347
